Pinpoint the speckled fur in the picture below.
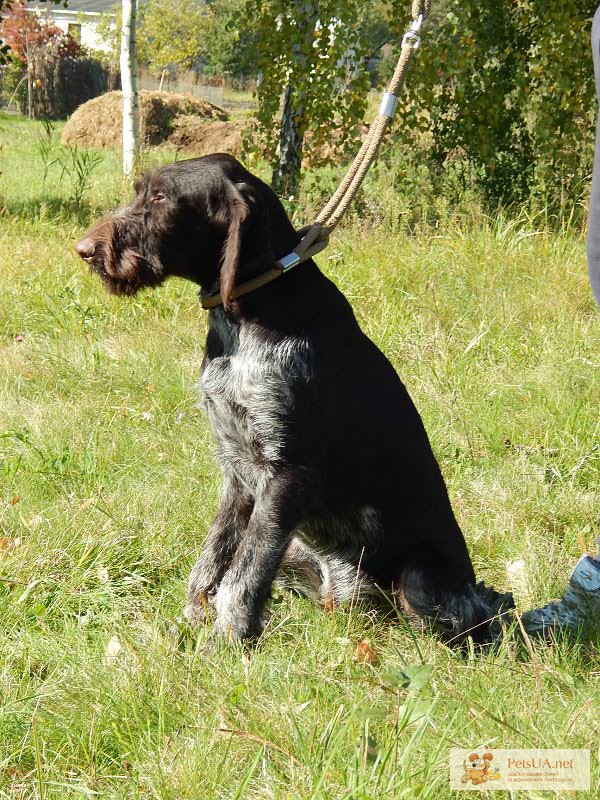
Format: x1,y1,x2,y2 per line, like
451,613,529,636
78,153,514,645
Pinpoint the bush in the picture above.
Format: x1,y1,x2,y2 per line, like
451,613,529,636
30,42,108,119
0,58,27,111
377,0,598,219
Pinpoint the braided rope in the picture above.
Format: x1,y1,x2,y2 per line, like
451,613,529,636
201,1,432,309
291,0,431,264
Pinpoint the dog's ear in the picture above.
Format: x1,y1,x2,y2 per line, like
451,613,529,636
219,180,274,312
219,183,249,312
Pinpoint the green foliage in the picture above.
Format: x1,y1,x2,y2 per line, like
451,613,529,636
247,0,372,176
202,0,258,78
37,119,57,190
385,0,598,212
58,145,104,211
137,0,208,75
0,56,26,108
0,115,598,800
98,0,256,81
96,6,121,71
248,0,595,214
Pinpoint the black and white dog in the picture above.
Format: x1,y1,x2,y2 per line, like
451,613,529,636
77,154,513,644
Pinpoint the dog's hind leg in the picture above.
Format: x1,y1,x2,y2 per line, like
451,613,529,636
395,560,514,645
277,538,326,602
278,537,378,611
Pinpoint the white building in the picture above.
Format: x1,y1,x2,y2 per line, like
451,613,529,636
28,0,118,54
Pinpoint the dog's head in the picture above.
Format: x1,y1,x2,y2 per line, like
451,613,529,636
76,154,296,310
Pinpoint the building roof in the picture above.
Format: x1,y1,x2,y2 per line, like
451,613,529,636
28,0,119,15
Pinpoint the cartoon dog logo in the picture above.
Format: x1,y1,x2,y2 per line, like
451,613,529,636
461,751,501,785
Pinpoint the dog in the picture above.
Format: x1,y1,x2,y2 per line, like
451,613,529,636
76,154,513,644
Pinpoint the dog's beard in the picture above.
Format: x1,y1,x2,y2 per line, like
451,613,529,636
90,243,164,296
82,216,165,296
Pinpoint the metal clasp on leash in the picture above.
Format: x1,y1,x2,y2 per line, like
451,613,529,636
402,13,423,49
379,92,398,119
277,252,301,271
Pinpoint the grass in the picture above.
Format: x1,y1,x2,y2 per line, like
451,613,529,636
0,114,599,799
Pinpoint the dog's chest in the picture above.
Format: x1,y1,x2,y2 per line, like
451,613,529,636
199,319,309,489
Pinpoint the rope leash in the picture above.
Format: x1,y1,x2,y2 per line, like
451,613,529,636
202,0,432,310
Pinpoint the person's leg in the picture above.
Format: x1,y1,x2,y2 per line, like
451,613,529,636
521,544,600,638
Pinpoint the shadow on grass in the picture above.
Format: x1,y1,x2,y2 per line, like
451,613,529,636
0,195,103,226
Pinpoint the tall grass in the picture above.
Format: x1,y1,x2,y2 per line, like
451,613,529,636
0,115,598,799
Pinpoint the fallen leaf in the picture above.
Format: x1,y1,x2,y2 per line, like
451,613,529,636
0,537,19,558
321,593,336,612
9,496,21,505
97,567,109,583
356,639,378,665
105,636,122,663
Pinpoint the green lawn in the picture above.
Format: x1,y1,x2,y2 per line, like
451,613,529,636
0,114,598,799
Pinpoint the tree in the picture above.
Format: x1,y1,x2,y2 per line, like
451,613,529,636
247,0,372,197
383,0,597,211
137,0,207,75
0,0,64,62
121,0,140,177
0,0,82,62
201,0,257,79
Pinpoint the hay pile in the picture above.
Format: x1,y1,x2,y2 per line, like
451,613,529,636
168,117,244,157
61,90,229,149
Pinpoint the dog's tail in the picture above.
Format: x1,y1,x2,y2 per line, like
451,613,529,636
398,565,515,646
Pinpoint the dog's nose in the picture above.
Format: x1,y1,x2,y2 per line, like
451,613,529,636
76,237,95,261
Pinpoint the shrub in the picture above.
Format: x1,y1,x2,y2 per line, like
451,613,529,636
385,0,598,217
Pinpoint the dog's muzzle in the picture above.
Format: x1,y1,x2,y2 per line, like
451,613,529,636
75,237,96,263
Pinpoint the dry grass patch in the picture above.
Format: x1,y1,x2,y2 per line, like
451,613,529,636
61,90,229,150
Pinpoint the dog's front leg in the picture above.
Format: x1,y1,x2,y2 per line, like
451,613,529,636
213,469,308,642
184,474,255,626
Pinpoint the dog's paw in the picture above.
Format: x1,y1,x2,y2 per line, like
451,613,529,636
212,615,263,644
212,603,265,643
183,592,215,629
213,583,266,643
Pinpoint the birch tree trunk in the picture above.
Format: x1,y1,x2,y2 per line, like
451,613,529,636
272,1,319,198
120,0,140,178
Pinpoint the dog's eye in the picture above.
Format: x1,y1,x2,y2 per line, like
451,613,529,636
151,193,166,203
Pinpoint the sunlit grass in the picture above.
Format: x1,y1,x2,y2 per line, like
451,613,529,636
0,115,598,799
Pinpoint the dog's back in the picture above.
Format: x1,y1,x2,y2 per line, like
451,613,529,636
77,153,513,644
